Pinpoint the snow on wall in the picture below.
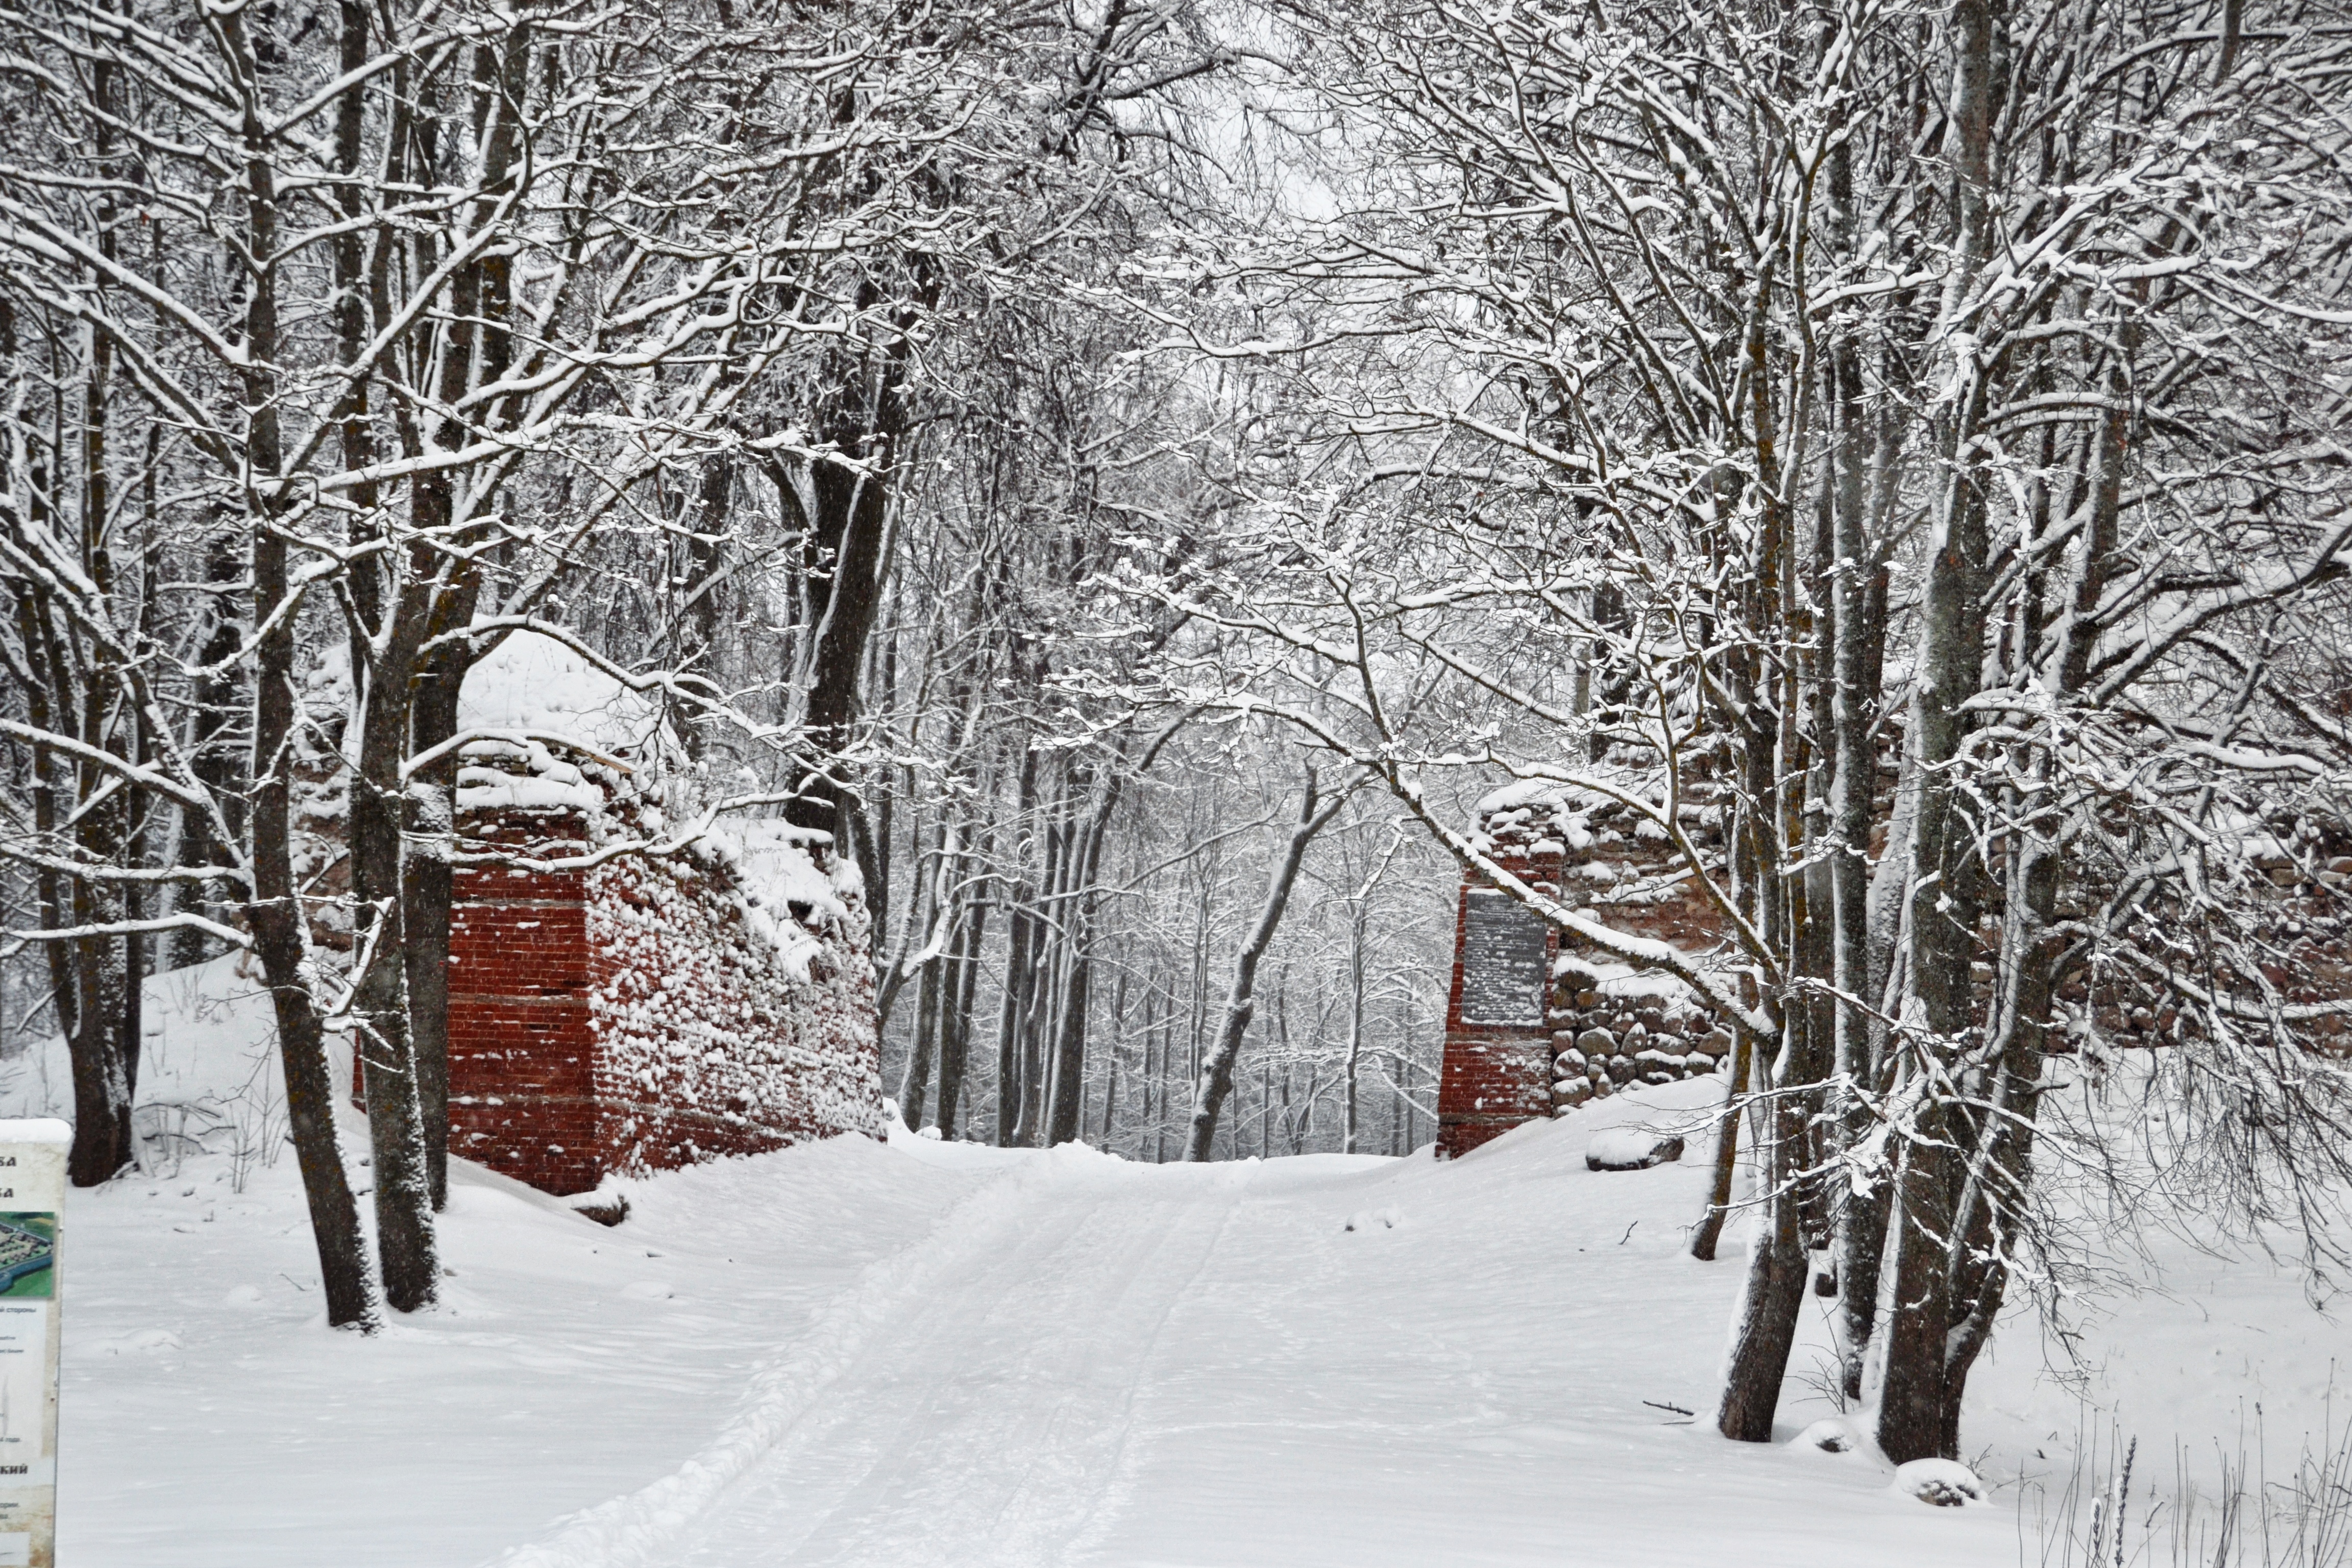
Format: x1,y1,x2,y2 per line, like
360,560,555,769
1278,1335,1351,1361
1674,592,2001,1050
584,827,884,1181
437,629,885,1194
457,630,660,756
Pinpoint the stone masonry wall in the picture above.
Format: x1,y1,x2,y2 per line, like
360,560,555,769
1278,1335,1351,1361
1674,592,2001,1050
1435,779,1737,1157
1540,784,1735,1115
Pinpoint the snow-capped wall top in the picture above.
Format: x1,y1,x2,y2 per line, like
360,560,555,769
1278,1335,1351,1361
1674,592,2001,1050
456,742,607,814
1474,770,1656,853
459,630,660,760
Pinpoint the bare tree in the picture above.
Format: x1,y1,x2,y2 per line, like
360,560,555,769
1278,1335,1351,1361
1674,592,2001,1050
1184,768,1351,1161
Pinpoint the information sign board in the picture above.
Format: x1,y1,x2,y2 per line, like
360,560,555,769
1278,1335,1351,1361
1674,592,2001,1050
0,1122,65,1568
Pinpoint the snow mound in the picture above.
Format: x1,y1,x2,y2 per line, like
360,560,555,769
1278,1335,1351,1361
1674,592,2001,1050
1789,1417,1866,1456
5,954,290,1155
1894,1459,1986,1507
459,630,659,758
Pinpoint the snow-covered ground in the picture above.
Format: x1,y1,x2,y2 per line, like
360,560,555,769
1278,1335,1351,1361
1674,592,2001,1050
43,965,2350,1565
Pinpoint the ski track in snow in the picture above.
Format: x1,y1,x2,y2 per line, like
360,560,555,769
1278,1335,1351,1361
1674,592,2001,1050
488,1148,1083,1568
672,1159,1253,1566
486,1146,1259,1568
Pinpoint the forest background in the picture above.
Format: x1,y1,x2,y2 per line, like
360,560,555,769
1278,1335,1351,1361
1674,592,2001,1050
4,0,2350,1468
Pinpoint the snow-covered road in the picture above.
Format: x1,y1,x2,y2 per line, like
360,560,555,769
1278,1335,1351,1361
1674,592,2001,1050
62,1070,2347,1567
486,1098,2030,1568
674,1158,1249,1565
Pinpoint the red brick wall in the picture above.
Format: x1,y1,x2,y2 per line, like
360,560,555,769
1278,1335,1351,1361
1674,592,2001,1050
1436,852,1562,1159
447,817,606,1194
584,844,884,1179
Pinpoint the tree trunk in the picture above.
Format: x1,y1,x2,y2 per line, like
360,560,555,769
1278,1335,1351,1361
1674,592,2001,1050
1688,1024,1752,1262
1871,0,2003,1460
404,663,462,1210
230,53,376,1322
899,918,941,1130
1714,1016,1817,1441
64,229,135,1184
785,377,898,842
1046,939,1092,1146
349,744,440,1312
1343,904,1365,1155
935,897,986,1138
172,526,246,971
996,887,1034,1147
1184,774,1345,1162
65,905,131,1185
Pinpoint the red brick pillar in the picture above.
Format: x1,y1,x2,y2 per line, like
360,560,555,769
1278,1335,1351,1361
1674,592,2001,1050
445,811,604,1195
1435,852,1563,1158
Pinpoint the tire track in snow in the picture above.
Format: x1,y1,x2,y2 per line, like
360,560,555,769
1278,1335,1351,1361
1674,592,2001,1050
479,1149,1070,1568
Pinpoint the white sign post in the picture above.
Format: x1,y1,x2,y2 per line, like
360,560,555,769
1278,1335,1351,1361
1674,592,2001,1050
0,1123,66,1568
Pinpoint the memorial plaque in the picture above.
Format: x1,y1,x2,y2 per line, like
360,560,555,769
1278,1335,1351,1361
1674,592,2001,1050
1458,890,1549,1027
0,1122,64,1568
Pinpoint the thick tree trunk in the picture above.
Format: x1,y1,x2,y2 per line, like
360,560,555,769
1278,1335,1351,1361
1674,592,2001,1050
1823,205,1894,1388
1872,1109,1958,1460
1871,0,2003,1461
64,780,133,1186
350,709,440,1312
230,66,375,1320
251,629,376,1330
64,241,136,1184
1826,333,1890,1393
65,916,131,1185
404,663,463,1210
785,388,897,843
